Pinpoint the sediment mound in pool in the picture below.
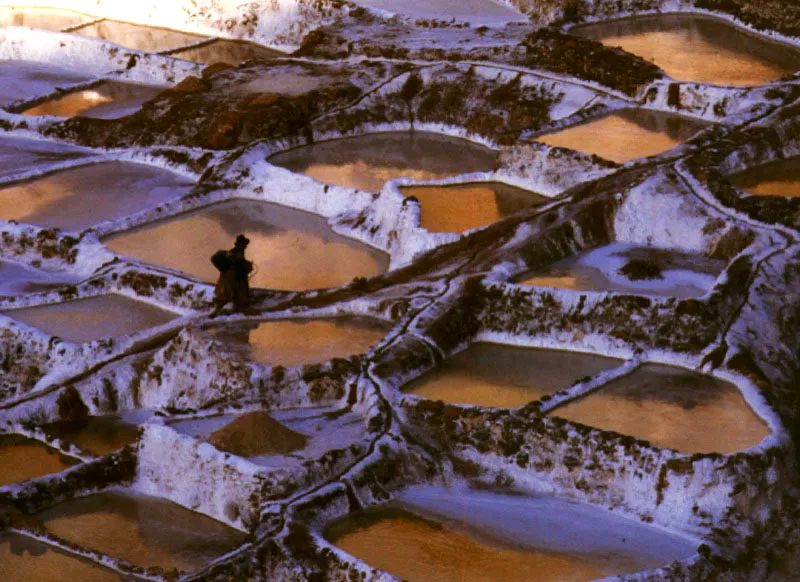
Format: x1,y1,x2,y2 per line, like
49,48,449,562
208,411,307,456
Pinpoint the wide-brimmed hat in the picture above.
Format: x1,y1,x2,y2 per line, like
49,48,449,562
234,233,250,247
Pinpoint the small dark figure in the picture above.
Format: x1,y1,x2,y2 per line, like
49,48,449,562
212,234,253,315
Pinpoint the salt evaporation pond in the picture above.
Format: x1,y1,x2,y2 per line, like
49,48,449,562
73,20,206,52
326,486,697,581
730,156,800,198
36,491,247,572
399,182,548,233
516,243,725,298
0,7,89,31
4,295,177,343
350,0,526,26
270,132,498,192
0,261,79,295
0,161,194,230
43,416,140,456
106,200,389,291
0,533,118,582
23,81,163,119
208,317,389,367
0,135,89,181
0,434,77,486
536,108,710,164
172,39,282,65
550,364,770,454
572,13,800,86
0,60,93,107
403,343,621,408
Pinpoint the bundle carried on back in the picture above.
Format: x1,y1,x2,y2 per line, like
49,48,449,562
211,249,232,272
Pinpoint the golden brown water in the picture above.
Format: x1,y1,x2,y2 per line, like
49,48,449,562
730,156,800,198
270,132,498,192
536,108,710,164
23,81,164,119
0,435,77,486
0,161,194,230
208,318,389,367
572,13,800,86
106,200,389,291
0,533,119,582
43,417,140,456
37,491,247,572
399,182,547,232
327,509,649,581
550,364,770,453
0,7,88,31
172,39,282,65
403,343,621,408
74,20,206,52
4,295,177,343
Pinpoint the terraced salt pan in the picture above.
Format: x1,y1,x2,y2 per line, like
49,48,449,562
43,416,140,456
572,13,800,86
399,182,547,233
351,0,526,26
0,434,77,486
207,317,390,367
23,80,164,119
730,156,800,198
550,364,769,454
0,135,90,180
326,486,697,581
230,65,332,96
270,132,498,193
36,491,247,572
535,108,710,164
172,39,282,65
73,20,206,53
0,161,194,230
0,60,93,107
516,242,725,299
3,295,177,343
403,343,621,408
0,261,79,295
0,533,118,582
0,7,91,31
105,199,390,291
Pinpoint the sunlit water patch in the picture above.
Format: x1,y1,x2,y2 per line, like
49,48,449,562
4,295,177,343
729,156,800,198
106,200,389,290
0,434,77,486
535,108,710,164
550,364,770,453
399,182,548,232
43,416,140,456
326,486,697,581
0,533,119,582
73,20,206,52
172,39,282,65
0,7,89,31
0,135,89,181
0,161,194,230
403,343,621,408
23,81,164,119
36,491,247,572
0,60,93,107
0,261,79,295
516,242,725,298
208,317,390,367
270,132,498,192
572,13,800,86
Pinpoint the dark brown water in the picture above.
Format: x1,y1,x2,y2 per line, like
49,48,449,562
74,20,206,52
399,182,547,232
0,7,89,31
36,491,247,572
23,81,164,119
4,295,177,343
208,317,390,367
172,39,282,65
43,417,140,456
551,364,769,453
270,132,499,192
730,156,800,198
0,435,77,486
0,533,119,582
536,108,710,163
106,199,389,291
403,343,621,408
0,60,93,107
572,13,800,85
0,161,194,230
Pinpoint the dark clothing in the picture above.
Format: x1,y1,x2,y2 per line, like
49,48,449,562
214,246,253,312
